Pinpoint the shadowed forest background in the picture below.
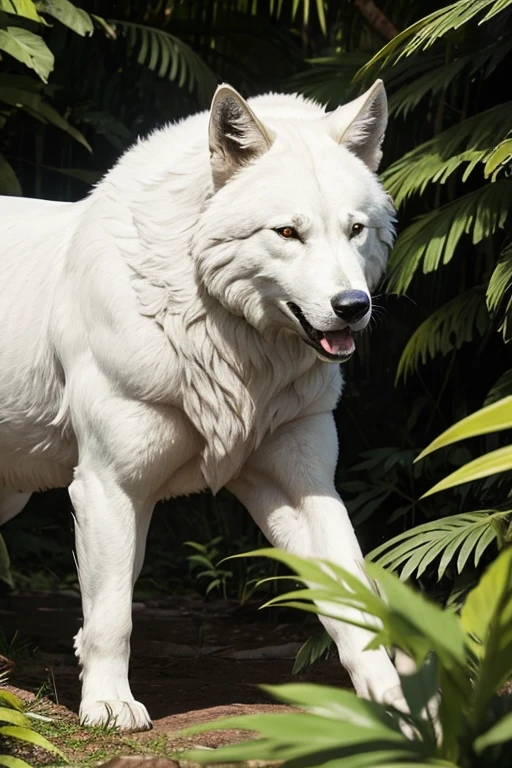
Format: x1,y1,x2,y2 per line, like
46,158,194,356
0,0,511,615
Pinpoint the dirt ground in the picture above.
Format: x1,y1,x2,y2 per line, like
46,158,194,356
0,592,351,765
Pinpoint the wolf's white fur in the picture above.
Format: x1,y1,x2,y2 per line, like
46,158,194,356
0,82,402,730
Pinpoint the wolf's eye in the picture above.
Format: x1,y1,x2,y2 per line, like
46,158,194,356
350,222,365,238
275,226,300,240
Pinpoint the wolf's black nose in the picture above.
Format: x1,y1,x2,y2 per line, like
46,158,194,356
331,290,370,323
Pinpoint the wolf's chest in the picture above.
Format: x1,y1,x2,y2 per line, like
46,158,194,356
187,360,342,493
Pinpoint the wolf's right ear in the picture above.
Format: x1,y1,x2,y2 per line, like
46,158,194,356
209,85,275,190
325,80,388,172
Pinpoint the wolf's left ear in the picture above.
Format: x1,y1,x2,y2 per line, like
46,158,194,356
209,85,275,189
325,80,387,172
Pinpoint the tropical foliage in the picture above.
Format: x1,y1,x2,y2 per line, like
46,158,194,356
371,395,512,590
179,545,512,768
0,679,65,768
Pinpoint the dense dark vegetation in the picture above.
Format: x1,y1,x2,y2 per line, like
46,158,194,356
0,0,511,607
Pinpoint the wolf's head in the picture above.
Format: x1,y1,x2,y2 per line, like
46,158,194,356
192,81,395,364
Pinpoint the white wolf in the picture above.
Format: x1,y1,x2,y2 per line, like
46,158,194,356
0,80,403,730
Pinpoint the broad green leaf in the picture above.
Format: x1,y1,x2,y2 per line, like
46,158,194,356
461,547,512,719
399,653,439,727
422,446,512,497
474,710,512,752
260,683,400,731
0,725,66,758
0,757,34,768
0,689,23,710
0,153,21,196
366,563,467,674
0,27,53,81
0,0,43,23
0,706,29,726
180,711,406,744
35,0,94,36
417,396,512,460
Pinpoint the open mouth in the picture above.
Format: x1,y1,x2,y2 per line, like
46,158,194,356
287,302,356,362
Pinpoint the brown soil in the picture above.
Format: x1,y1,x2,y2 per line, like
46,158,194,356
0,593,351,765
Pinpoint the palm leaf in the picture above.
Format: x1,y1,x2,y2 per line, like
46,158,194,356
422,446,512,497
382,103,512,208
276,0,326,35
369,511,509,581
396,287,489,381
292,631,332,674
484,137,512,180
284,53,370,109
486,241,512,317
417,395,512,459
388,39,512,120
357,0,512,80
112,20,216,107
387,179,512,294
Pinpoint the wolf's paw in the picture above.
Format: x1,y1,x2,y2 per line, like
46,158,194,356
79,699,152,731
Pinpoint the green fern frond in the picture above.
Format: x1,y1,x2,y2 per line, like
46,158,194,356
369,510,509,581
382,102,512,207
396,286,488,382
487,242,512,341
112,21,216,107
487,242,512,314
284,53,369,108
387,179,512,294
484,138,512,180
357,0,512,79
388,39,512,120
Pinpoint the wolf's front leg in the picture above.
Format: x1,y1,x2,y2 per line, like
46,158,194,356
69,465,154,731
228,411,405,709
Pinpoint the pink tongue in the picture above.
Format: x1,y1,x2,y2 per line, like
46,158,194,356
320,329,355,355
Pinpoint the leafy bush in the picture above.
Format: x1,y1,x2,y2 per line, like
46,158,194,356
180,544,512,767
0,682,65,767
371,395,512,587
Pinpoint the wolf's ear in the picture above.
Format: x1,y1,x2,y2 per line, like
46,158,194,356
325,80,387,172
209,85,275,189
